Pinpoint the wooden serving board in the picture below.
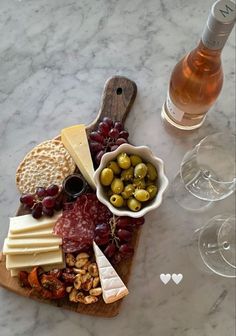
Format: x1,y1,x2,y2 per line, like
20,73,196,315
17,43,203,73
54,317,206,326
0,76,138,318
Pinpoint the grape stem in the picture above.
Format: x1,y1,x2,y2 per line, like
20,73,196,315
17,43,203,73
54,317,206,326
109,215,120,248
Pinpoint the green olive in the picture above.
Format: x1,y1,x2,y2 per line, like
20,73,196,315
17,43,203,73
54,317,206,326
127,198,141,212
100,168,114,186
134,189,150,202
146,179,155,187
146,163,158,181
133,178,146,189
117,153,131,169
146,185,158,200
121,167,134,181
111,178,124,194
110,194,124,207
107,161,121,175
134,163,148,179
121,184,135,199
130,155,142,166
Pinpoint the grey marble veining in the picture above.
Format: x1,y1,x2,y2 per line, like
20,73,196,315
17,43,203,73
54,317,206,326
0,0,235,335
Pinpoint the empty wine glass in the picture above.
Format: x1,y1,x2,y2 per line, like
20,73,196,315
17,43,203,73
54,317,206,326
195,214,236,278
173,133,236,211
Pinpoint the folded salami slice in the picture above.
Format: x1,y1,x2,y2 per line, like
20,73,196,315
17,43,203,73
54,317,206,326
53,194,112,253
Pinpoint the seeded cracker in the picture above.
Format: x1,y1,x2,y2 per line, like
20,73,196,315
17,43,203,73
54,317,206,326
16,140,76,194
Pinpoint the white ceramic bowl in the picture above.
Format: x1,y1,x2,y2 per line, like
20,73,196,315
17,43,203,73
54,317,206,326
94,144,169,218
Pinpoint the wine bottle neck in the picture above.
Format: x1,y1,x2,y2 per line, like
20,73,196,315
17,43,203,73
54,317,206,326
201,0,235,50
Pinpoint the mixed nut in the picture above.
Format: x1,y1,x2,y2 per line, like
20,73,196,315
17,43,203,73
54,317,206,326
18,252,102,305
65,252,102,304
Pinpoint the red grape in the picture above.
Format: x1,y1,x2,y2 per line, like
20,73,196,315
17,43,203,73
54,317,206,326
94,235,110,245
42,206,54,217
98,122,110,136
42,196,55,209
116,138,127,145
110,145,119,152
108,128,119,139
36,187,47,198
20,194,35,207
119,244,134,255
103,117,113,128
117,229,132,242
112,253,122,264
95,150,105,164
104,243,116,258
119,130,129,139
116,217,133,230
132,217,145,226
95,223,110,236
89,131,104,144
90,142,104,153
32,203,43,219
46,184,59,196
114,121,123,132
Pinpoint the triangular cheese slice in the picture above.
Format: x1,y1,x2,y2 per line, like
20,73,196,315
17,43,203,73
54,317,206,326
93,241,129,304
61,125,96,189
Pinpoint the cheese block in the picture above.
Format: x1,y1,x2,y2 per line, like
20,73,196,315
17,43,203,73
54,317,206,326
61,125,96,189
6,248,63,269
8,227,54,239
9,212,61,234
5,237,62,248
93,241,129,304
3,240,59,255
10,261,66,277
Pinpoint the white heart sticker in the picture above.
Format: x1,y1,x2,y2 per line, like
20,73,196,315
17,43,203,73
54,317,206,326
172,273,183,285
160,273,171,285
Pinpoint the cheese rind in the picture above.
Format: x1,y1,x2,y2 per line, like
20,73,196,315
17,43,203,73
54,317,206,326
93,241,129,304
9,212,61,234
61,125,96,189
8,228,54,239
3,240,59,255
6,237,62,248
6,248,63,269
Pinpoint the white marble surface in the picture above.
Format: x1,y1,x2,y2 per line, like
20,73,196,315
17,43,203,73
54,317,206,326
0,0,235,335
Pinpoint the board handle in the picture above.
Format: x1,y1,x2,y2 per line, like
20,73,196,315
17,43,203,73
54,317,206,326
87,76,137,131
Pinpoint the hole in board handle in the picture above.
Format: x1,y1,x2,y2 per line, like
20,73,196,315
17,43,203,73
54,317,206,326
116,87,122,95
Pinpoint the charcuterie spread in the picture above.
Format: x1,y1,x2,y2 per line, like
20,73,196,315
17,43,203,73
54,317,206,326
0,77,168,317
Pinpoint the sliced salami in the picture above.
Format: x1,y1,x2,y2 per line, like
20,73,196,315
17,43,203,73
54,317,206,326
53,193,112,253
62,238,90,253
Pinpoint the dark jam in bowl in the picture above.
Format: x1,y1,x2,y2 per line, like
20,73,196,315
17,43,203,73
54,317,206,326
63,174,87,199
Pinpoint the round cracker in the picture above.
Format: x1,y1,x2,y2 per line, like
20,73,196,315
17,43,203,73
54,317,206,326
16,140,76,194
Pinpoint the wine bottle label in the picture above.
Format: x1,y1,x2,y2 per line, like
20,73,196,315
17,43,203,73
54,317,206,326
166,91,185,122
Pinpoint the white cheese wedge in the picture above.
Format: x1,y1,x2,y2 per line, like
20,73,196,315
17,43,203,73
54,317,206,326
61,125,96,189
6,248,63,270
8,227,54,239
93,241,129,304
3,240,59,255
9,212,61,234
5,237,62,248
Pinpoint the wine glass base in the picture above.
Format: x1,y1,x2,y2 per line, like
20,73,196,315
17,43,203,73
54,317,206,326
198,214,236,278
172,173,213,212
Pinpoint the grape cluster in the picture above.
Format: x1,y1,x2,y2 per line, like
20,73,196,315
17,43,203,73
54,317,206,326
20,184,63,219
89,117,129,166
94,216,145,264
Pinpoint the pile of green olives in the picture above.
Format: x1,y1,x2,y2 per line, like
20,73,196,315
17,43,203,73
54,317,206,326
99,152,158,212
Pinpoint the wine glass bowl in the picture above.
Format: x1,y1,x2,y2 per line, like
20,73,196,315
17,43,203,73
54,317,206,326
173,133,236,211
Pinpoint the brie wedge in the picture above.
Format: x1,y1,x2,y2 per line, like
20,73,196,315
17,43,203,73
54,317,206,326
93,241,129,304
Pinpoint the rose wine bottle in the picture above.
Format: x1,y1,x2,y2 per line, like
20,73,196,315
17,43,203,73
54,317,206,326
162,0,235,130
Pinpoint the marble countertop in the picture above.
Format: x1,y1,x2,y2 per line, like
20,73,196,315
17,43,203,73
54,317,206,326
0,0,235,335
